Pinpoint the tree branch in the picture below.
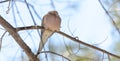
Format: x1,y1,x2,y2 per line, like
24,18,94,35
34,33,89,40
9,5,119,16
98,0,120,35
0,16,39,61
0,0,9,3
16,26,120,59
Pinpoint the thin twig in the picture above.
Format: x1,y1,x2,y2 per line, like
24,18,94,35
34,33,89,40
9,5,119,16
102,52,105,61
50,0,56,10
98,0,120,35
107,54,111,61
39,51,71,61
24,0,36,25
93,36,108,45
6,0,12,14
0,31,7,51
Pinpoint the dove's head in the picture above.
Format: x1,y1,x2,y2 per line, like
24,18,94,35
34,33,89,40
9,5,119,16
49,11,58,15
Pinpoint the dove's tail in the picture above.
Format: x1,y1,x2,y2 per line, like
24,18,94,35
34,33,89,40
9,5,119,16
37,30,53,55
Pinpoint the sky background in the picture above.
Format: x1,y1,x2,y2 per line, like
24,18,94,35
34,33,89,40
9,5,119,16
0,0,119,61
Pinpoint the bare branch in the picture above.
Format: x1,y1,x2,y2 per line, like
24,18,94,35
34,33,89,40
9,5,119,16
98,0,120,35
16,26,43,31
0,16,39,61
56,30,120,59
0,0,9,3
15,26,120,59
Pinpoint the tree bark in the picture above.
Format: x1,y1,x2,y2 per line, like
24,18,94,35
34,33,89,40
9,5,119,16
0,16,39,61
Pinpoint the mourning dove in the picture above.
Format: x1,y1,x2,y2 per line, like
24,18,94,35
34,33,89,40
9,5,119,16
37,11,61,53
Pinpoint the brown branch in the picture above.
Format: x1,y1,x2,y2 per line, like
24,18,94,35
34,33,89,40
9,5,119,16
0,0,9,3
56,31,120,59
0,16,39,61
16,25,44,31
16,26,120,59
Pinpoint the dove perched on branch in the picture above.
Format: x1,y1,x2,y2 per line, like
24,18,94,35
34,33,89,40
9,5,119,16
37,11,61,53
